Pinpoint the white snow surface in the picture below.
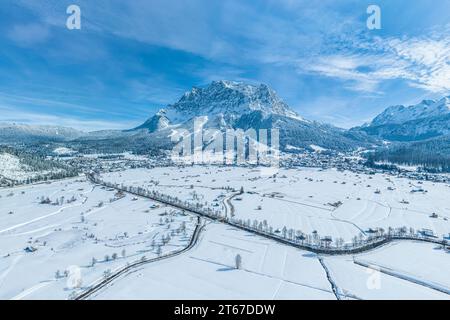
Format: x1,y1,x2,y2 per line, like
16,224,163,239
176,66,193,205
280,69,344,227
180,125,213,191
371,97,450,126
0,178,196,300
1,166,449,299
100,166,450,244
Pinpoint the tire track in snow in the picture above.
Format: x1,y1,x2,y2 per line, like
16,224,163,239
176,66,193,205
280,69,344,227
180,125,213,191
0,185,96,235
10,281,53,300
0,255,23,290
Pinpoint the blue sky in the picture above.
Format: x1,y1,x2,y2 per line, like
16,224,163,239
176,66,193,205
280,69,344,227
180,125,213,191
0,0,449,131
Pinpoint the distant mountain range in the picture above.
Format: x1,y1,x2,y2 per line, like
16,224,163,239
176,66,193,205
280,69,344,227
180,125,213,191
356,96,450,170
0,123,83,143
1,81,449,163
355,96,450,141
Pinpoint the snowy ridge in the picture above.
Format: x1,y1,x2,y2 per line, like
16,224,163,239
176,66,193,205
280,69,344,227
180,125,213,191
357,96,450,141
371,97,450,126
163,80,304,124
139,80,308,129
0,123,83,142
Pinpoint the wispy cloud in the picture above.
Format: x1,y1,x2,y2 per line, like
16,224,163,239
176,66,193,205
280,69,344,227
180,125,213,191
381,34,450,93
1,0,449,129
297,54,384,93
12,0,450,96
294,28,450,95
8,23,50,47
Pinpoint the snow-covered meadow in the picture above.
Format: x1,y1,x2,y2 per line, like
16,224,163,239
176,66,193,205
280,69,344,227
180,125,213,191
0,177,196,299
93,222,450,300
93,222,337,300
100,166,450,244
1,165,449,299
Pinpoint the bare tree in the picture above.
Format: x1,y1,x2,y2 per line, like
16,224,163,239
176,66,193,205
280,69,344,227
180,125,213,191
103,269,111,279
156,246,162,257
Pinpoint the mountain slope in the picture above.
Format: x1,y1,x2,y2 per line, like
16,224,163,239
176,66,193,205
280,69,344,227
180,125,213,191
0,123,83,143
131,110,170,133
133,80,373,151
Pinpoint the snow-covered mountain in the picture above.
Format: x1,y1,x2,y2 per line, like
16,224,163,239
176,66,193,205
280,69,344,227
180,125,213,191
372,97,450,125
132,80,372,151
357,96,450,141
166,80,303,123
131,80,305,131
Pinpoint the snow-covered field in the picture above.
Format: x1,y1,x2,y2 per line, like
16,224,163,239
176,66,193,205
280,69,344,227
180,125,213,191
0,177,196,300
1,166,449,299
101,166,450,244
93,223,450,300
